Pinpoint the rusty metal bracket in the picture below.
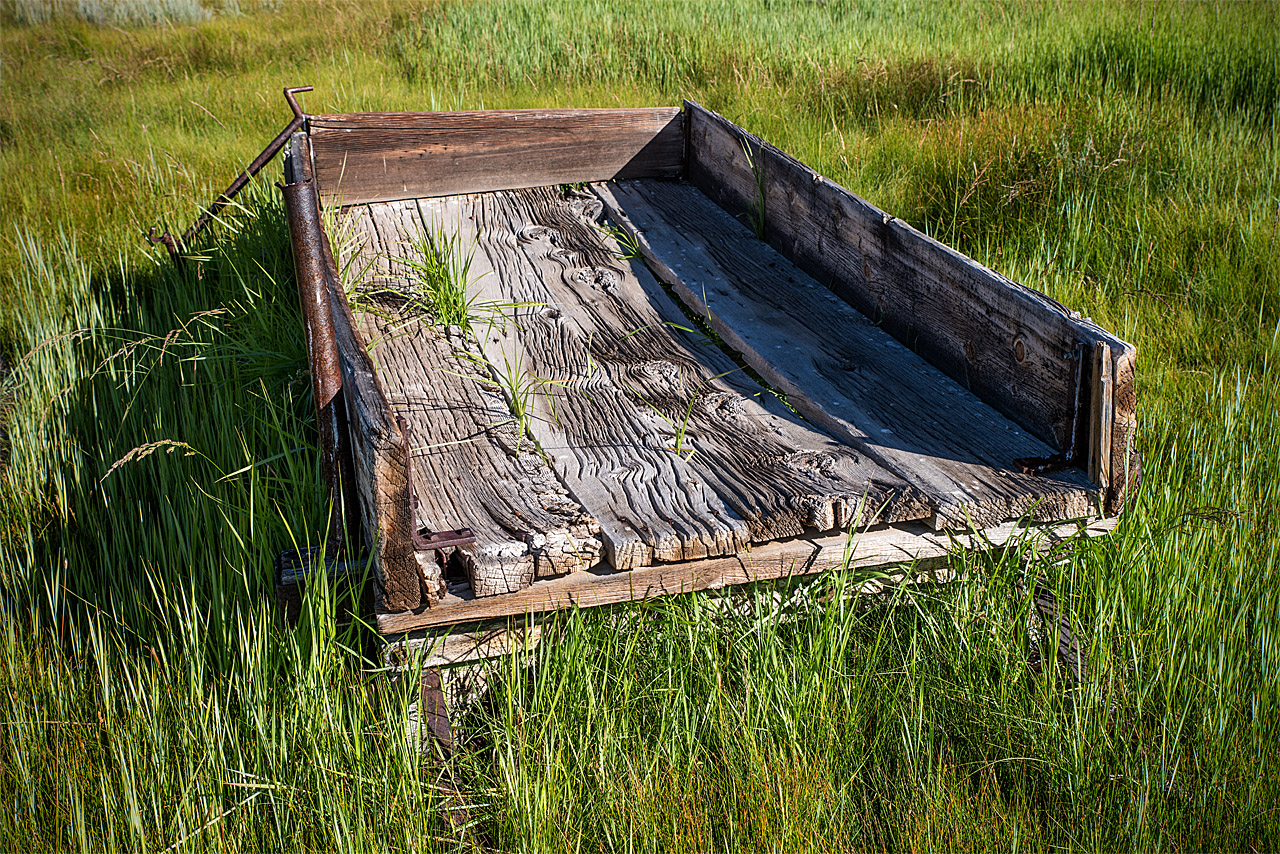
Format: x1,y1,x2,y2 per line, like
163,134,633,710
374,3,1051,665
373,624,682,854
147,85,313,262
395,414,477,555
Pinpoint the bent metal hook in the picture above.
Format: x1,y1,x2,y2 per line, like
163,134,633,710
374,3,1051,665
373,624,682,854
146,85,313,263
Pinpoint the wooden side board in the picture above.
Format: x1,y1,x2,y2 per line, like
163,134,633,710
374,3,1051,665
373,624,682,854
288,133,423,613
683,102,1140,514
309,108,684,207
376,515,1117,635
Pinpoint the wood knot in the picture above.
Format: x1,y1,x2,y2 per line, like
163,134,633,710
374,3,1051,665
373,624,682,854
964,339,978,362
519,224,559,245
703,391,746,419
572,266,619,292
566,196,603,222
1013,336,1027,363
638,359,681,386
782,450,840,479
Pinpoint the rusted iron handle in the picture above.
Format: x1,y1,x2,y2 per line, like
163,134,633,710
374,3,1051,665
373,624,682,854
148,85,313,262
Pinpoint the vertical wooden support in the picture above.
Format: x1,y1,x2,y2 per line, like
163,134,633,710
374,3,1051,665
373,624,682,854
420,669,455,753
1087,342,1114,492
419,667,472,831
1107,348,1141,515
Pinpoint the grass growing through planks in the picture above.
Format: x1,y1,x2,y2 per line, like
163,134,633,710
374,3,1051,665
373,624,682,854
597,221,644,262
450,350,568,456
398,220,558,453
1,1,1278,850
403,225,485,332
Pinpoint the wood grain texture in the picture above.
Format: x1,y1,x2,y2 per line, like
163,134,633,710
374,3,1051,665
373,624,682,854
1088,342,1114,491
683,101,1139,494
287,132,421,612
341,203,604,598
375,516,1117,634
423,186,930,570
1108,348,1140,514
383,620,544,669
597,179,1098,530
310,108,683,207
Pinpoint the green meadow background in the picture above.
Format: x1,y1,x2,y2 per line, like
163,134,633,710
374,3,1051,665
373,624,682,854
1,0,1277,849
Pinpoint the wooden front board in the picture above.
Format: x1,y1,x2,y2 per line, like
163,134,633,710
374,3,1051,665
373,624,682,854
309,108,684,206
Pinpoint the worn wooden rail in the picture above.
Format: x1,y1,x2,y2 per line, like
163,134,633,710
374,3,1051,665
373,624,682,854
681,102,1139,515
381,515,1116,648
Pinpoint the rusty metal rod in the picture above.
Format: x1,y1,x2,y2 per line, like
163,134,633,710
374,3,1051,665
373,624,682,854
280,173,346,546
149,86,312,261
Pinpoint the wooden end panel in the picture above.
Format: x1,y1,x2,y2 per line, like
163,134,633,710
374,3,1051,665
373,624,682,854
309,108,684,205
1107,347,1140,515
684,101,1140,508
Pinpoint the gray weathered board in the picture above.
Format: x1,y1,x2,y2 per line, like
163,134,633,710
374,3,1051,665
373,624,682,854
681,101,1139,514
423,187,931,563
338,189,934,598
340,204,604,597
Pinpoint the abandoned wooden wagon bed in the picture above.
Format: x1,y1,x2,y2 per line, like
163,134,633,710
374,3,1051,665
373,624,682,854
270,99,1139,661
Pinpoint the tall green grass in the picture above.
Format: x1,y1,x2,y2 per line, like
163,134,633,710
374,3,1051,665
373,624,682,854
1,0,1278,849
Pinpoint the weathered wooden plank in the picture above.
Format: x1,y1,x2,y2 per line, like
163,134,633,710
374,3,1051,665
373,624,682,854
424,186,931,569
1087,342,1114,490
437,189,746,569
383,620,544,669
288,133,422,613
343,203,604,597
310,108,683,206
597,179,1098,530
327,206,435,606
1108,348,1140,514
375,516,1117,634
683,101,1139,511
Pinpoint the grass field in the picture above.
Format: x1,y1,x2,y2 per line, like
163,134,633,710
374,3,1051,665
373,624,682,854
2,1,1278,849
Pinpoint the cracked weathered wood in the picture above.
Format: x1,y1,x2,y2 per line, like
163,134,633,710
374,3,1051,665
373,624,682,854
287,132,422,613
342,203,603,597
375,516,1118,634
419,186,930,569
596,179,1098,530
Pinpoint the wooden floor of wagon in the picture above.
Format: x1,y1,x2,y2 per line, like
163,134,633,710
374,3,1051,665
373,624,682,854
335,178,1100,630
